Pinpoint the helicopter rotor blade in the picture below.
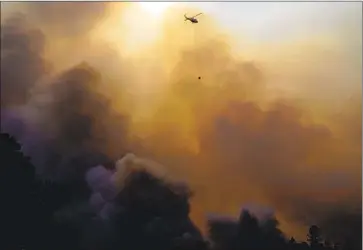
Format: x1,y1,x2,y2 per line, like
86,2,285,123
192,13,203,18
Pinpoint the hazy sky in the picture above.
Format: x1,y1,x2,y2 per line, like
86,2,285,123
3,1,361,41
192,2,361,42
1,1,361,240
2,1,361,51
183,1,361,102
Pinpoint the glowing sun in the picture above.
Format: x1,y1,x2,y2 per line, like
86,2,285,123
138,2,174,16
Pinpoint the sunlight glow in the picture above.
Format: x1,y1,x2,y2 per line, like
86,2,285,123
138,2,174,16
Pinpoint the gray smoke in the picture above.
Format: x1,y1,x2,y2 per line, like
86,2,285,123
85,153,188,220
1,13,49,108
1,3,361,243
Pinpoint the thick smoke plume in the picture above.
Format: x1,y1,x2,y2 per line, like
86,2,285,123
1,2,361,241
85,153,181,220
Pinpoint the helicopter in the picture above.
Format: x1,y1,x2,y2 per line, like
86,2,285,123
184,13,203,23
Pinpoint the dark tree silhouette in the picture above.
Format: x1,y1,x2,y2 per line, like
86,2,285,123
237,210,262,250
307,225,323,248
0,132,360,250
0,132,75,250
108,170,206,250
0,132,39,249
208,217,239,250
